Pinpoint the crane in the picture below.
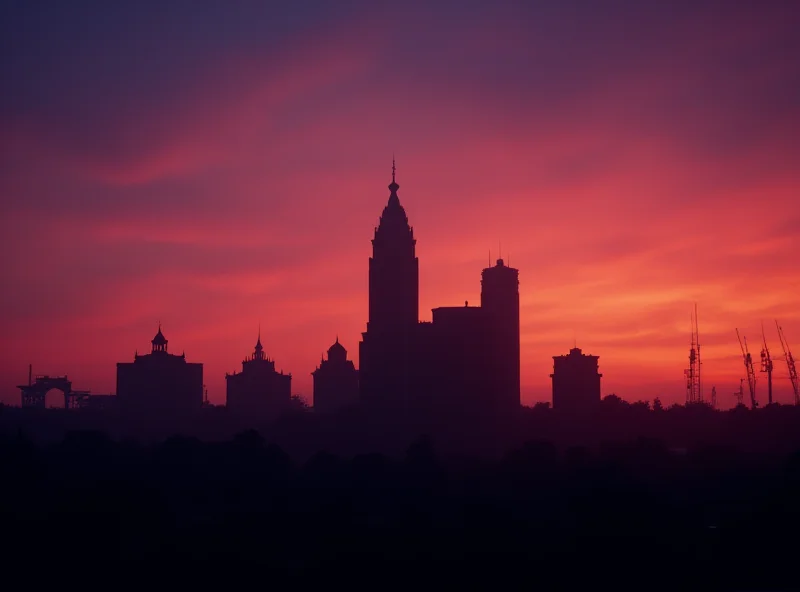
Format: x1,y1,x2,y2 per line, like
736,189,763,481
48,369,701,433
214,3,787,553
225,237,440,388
760,322,773,406
733,379,744,407
736,328,758,409
775,320,799,405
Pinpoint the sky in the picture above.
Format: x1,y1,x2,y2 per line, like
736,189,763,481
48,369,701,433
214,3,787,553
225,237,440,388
1,0,799,408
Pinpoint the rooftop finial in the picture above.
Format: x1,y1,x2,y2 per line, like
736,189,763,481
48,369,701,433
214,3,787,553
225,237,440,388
255,321,263,352
388,155,400,196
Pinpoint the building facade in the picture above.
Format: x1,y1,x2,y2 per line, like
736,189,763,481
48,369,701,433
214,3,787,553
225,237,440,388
550,347,602,413
312,337,359,414
116,325,204,417
226,331,291,420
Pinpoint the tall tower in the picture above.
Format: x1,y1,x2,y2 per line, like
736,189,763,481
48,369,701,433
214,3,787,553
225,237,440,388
367,159,419,332
359,161,420,405
480,258,521,409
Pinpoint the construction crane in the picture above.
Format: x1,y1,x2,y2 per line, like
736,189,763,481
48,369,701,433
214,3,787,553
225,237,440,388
733,379,744,407
736,328,758,409
760,322,773,405
684,304,702,404
775,320,799,405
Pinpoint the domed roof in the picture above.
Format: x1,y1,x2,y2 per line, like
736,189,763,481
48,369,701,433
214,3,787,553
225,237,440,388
328,336,346,356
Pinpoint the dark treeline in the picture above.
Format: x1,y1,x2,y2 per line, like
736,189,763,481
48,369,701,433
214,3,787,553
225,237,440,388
1,401,799,585
3,397,800,459
2,427,798,585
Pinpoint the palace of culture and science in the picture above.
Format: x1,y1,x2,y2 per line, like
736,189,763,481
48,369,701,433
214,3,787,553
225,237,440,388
41,163,600,419
358,163,521,417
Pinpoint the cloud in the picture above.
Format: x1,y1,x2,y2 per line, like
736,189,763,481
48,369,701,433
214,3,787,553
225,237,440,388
1,0,798,407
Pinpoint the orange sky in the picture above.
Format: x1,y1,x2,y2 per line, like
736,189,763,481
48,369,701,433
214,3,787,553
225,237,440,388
1,1,798,408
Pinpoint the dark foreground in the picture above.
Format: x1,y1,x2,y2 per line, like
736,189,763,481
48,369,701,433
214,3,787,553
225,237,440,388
2,427,798,588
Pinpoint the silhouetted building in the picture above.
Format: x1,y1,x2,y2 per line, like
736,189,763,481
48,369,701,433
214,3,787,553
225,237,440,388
116,325,203,417
359,161,419,408
358,164,522,416
312,337,359,413
424,304,494,411
481,258,521,409
551,347,602,413
226,330,291,419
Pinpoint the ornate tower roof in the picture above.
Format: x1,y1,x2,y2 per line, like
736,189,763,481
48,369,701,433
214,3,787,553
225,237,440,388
151,323,168,353
373,158,415,252
253,324,266,361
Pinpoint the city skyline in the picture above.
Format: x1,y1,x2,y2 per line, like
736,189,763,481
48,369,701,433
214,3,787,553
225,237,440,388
2,1,799,407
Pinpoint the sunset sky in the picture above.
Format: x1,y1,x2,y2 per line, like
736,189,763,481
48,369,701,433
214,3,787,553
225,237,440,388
1,0,798,408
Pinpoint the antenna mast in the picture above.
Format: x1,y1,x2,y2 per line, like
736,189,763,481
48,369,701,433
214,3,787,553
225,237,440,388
736,328,758,409
710,385,717,409
759,321,773,405
684,305,702,404
775,320,799,405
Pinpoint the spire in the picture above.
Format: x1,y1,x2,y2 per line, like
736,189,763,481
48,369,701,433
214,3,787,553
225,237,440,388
388,156,399,198
254,323,264,360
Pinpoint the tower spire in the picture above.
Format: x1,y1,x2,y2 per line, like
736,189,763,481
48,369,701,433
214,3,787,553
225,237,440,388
388,156,399,195
253,322,264,360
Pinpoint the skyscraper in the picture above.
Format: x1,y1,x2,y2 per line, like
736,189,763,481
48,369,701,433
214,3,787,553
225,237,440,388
359,161,419,406
481,258,521,409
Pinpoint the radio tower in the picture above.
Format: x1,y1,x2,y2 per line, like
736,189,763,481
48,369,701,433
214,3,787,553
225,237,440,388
733,379,744,407
710,385,717,409
775,320,799,405
759,322,773,406
736,328,758,409
684,304,702,404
